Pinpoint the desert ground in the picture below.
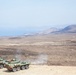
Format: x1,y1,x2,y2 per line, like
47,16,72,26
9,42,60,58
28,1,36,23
0,65,76,75
0,33,76,65
0,33,76,75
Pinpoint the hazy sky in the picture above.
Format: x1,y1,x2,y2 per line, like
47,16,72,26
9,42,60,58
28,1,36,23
0,0,76,36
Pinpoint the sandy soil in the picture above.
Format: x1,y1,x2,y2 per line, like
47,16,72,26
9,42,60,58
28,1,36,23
0,65,76,75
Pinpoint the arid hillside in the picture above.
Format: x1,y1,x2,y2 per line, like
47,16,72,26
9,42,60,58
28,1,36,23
0,33,76,66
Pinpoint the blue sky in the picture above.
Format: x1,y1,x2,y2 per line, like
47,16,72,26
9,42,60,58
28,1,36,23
0,0,76,36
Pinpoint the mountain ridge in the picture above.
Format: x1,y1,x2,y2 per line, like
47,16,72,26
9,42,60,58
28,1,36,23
24,25,76,36
56,25,76,33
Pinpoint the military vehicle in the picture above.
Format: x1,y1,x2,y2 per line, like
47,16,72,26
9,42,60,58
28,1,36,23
4,59,30,72
0,57,7,69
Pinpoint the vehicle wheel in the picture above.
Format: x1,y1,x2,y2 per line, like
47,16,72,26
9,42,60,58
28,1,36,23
25,65,29,69
12,67,17,72
17,67,20,71
0,65,4,69
21,66,25,70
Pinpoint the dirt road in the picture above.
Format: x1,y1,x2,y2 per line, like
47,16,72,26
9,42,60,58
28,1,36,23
0,65,76,75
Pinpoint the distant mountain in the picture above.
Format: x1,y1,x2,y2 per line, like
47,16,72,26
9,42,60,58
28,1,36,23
56,25,76,33
38,28,59,35
23,25,76,36
38,25,76,35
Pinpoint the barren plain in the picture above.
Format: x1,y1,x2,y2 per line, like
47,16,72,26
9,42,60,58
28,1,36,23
0,33,76,75
0,65,76,75
0,33,76,65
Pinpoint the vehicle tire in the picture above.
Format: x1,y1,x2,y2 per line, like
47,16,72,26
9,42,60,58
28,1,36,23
0,64,4,69
17,67,20,71
12,67,17,72
21,66,25,70
25,65,29,69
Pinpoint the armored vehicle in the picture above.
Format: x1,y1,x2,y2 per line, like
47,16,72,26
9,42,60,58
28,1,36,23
0,57,7,69
4,59,30,72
